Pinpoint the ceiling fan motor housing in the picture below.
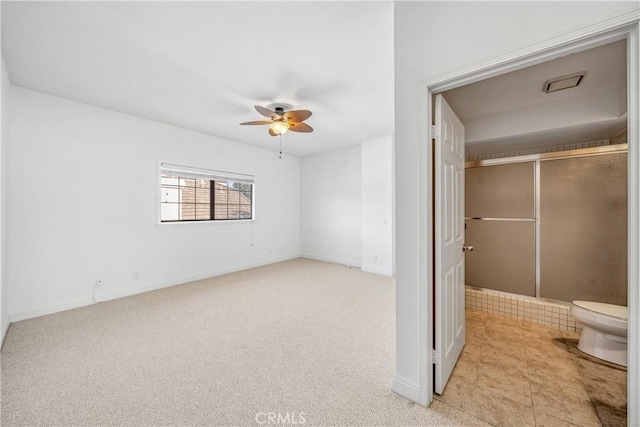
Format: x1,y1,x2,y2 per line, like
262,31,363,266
266,103,293,114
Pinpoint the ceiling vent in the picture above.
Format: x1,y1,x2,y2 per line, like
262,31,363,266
542,71,586,93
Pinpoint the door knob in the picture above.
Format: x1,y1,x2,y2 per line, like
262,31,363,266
462,245,474,252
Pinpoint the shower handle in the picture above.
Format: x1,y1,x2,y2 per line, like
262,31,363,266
462,245,474,252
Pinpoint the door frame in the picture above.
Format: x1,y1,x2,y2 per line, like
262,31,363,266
417,12,640,422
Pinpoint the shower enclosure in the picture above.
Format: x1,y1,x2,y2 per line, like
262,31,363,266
465,144,627,305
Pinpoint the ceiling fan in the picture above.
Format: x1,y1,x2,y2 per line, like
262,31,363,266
240,104,313,136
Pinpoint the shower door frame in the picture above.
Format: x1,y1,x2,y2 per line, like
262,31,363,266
465,143,629,301
416,13,639,425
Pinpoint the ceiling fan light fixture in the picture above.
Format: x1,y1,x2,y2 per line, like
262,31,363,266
240,105,312,137
270,121,290,135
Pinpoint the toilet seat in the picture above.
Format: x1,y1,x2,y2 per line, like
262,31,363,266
573,301,628,320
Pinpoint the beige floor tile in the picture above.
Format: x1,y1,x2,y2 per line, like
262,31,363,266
482,342,527,363
560,329,581,340
530,381,602,426
522,322,563,340
467,326,487,338
583,377,627,411
525,336,569,357
551,339,572,354
437,375,477,413
593,403,627,427
451,358,478,383
466,309,489,322
574,357,627,387
487,313,523,328
485,327,526,344
464,340,486,353
529,376,590,402
485,329,530,349
485,333,527,359
526,358,582,384
525,345,575,371
566,342,626,373
574,358,626,419
525,332,569,349
533,410,584,427
462,343,485,354
467,329,486,338
467,321,487,331
486,320,523,333
479,350,529,379
471,388,536,427
466,334,488,349
451,310,626,426
459,346,483,364
476,370,532,407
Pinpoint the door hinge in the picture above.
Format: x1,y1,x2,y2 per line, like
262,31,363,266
431,125,437,139
432,349,440,365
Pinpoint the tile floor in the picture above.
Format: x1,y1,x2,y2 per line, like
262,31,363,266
436,309,627,427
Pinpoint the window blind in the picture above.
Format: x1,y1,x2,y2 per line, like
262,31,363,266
160,163,255,184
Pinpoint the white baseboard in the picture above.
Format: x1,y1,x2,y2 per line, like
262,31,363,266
10,295,95,323
301,253,361,268
97,255,297,303
302,254,393,276
392,374,422,403
361,264,394,277
0,318,10,350
9,255,298,323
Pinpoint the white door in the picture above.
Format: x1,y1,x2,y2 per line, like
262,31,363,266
434,94,466,394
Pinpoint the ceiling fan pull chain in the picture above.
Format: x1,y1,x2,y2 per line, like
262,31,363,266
279,134,282,159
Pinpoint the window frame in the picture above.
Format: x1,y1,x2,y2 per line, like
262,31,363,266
157,161,255,225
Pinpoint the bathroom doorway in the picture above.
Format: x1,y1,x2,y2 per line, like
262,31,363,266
442,146,628,426
431,37,631,426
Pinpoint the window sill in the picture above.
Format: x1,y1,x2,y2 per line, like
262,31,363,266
157,219,255,227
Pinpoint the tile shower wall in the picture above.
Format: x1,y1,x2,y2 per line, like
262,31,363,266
465,287,583,332
465,138,611,161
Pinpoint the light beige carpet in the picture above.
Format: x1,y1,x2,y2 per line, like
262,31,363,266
1,258,487,426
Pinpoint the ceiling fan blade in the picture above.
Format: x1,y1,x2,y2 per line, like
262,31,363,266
289,122,313,133
255,105,278,119
268,128,278,137
284,110,312,122
240,120,272,125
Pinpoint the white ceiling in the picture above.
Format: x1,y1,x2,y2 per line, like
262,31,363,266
443,40,627,157
3,3,628,159
1,1,394,157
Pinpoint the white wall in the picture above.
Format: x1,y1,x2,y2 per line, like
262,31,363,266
7,87,301,321
361,136,393,276
1,55,10,344
394,1,640,403
301,145,362,266
300,137,394,274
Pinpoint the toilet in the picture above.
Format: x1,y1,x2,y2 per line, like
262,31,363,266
570,301,628,366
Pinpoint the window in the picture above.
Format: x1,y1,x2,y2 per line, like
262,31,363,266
160,163,254,222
